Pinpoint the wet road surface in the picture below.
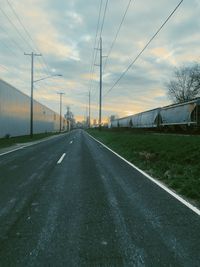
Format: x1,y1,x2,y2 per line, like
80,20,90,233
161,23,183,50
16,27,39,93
0,129,199,266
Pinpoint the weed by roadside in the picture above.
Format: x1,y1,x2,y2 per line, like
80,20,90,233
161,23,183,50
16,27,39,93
88,129,200,206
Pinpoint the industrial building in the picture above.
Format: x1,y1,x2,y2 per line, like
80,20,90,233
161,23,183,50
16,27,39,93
0,79,66,138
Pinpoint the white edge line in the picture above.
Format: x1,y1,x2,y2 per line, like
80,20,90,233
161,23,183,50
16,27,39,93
0,133,68,157
57,153,66,164
87,133,200,216
0,146,25,156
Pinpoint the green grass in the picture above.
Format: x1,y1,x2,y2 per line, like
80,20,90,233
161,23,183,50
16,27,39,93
88,129,200,206
0,132,60,149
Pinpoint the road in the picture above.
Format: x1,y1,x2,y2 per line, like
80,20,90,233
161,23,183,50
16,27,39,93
0,129,199,267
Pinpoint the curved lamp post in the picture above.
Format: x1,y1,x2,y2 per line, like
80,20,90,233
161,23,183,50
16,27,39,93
25,52,62,137
34,74,62,83
30,72,62,137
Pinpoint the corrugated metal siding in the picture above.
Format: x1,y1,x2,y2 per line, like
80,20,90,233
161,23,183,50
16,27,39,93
0,79,65,138
118,117,130,127
111,120,119,128
160,103,196,125
111,109,160,129
109,100,200,129
131,108,160,128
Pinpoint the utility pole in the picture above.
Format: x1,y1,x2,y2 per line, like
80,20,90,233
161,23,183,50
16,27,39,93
24,52,42,138
85,105,88,128
88,91,91,128
99,37,102,131
57,92,65,132
95,37,106,131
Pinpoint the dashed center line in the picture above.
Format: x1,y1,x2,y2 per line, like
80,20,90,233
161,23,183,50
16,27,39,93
57,153,66,164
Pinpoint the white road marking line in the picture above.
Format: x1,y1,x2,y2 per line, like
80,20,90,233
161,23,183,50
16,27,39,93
88,133,200,216
57,153,66,164
0,146,24,156
0,132,70,157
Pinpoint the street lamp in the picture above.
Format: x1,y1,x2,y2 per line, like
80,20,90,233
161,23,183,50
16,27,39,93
28,74,62,138
34,74,62,83
25,51,62,138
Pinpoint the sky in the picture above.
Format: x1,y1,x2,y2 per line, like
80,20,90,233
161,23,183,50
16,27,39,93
0,0,199,123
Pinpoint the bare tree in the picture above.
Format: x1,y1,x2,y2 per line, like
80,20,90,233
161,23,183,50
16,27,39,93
166,63,200,103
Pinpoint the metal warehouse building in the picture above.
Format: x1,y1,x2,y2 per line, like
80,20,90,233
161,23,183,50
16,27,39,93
0,79,66,138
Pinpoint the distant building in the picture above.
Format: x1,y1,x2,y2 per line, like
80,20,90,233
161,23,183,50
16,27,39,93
64,106,76,130
86,116,90,127
92,119,98,128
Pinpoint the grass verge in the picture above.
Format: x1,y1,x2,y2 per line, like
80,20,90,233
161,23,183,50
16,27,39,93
88,128,200,206
0,132,60,150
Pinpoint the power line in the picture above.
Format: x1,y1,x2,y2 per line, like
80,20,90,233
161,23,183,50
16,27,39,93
0,24,23,54
99,0,109,38
104,0,183,97
24,52,42,137
6,0,35,45
92,0,109,79
6,0,51,76
0,20,25,53
90,0,109,102
0,2,61,96
0,6,35,52
0,38,17,56
93,0,103,56
104,0,133,71
89,0,103,93
1,2,51,78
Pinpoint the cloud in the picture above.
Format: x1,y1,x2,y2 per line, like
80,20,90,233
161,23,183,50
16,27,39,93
35,33,80,60
0,0,199,122
81,72,98,81
65,11,83,27
150,47,176,65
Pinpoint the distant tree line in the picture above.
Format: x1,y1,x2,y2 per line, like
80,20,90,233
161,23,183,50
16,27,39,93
166,62,200,103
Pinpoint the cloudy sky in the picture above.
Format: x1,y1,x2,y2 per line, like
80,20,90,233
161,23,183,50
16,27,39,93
0,0,199,122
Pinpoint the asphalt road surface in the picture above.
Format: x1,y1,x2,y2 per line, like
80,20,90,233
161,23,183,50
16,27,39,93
0,129,199,267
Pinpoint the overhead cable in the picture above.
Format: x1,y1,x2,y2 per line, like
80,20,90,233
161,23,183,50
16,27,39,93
0,6,35,51
6,0,51,75
89,0,103,93
99,0,109,37
104,0,183,97
0,24,24,53
0,39,16,56
104,0,133,71
91,0,109,100
93,0,109,70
